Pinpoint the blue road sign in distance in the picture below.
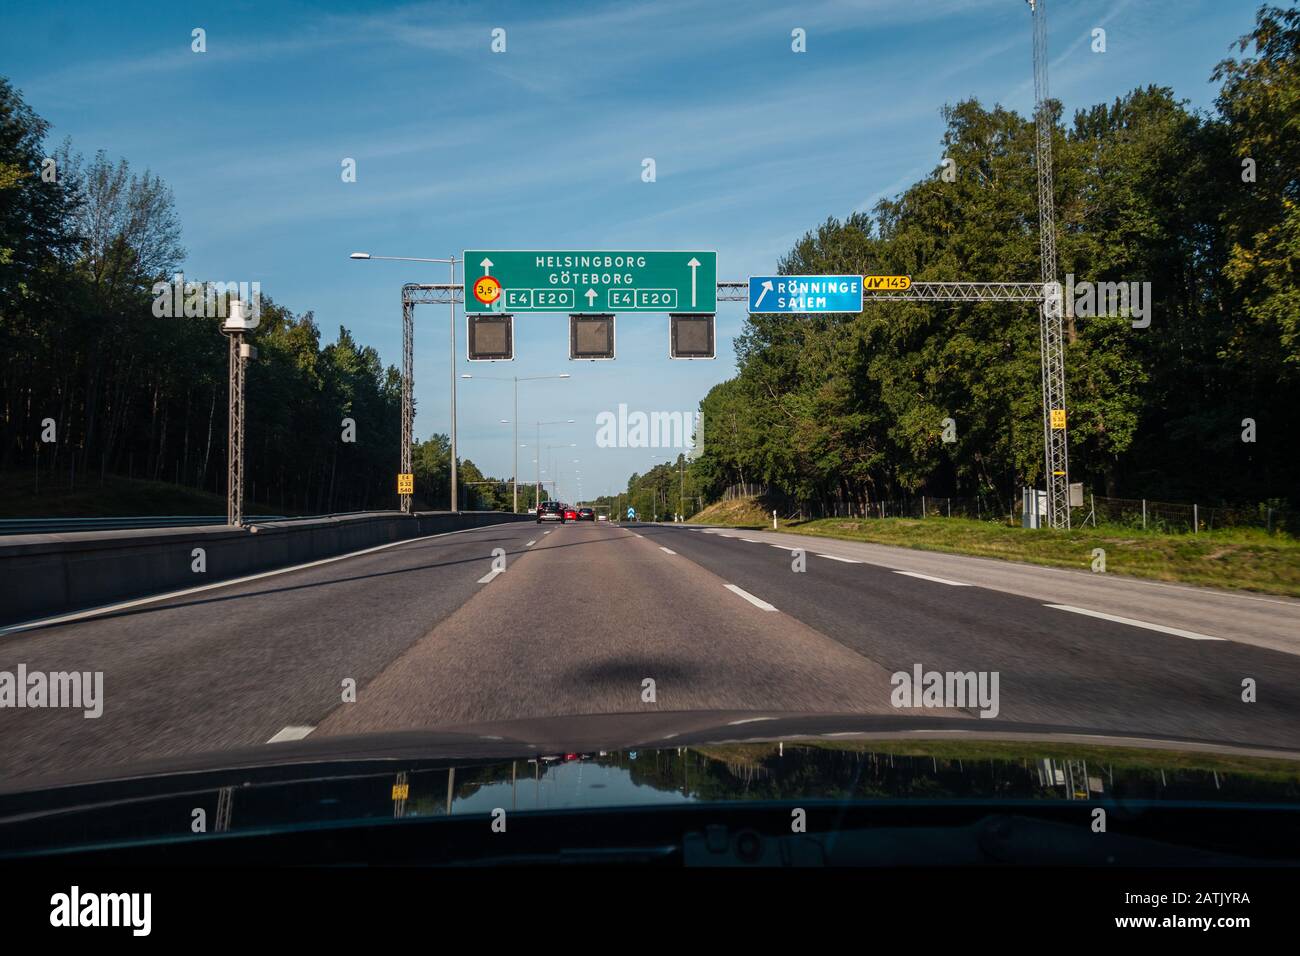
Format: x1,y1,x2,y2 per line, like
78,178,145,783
748,275,863,314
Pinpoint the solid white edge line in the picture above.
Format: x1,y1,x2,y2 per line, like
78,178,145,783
727,716,776,726
1045,604,1226,641
894,570,971,587
741,539,763,544
817,554,863,563
267,725,315,744
659,546,677,555
724,583,777,611
0,522,519,638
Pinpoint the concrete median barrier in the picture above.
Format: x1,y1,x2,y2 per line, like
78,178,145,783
0,511,530,627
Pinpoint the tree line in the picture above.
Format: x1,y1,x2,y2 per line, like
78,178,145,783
688,5,1299,518
0,76,511,515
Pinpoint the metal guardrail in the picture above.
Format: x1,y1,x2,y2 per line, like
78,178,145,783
0,510,509,535
0,514,405,535
0,516,281,535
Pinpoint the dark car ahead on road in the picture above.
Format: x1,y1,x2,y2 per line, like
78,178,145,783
537,501,565,523
578,508,595,521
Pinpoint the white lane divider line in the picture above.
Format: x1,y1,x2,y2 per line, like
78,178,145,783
543,530,552,534
817,554,863,563
526,540,536,547
769,544,801,552
725,584,777,612
741,538,764,544
1045,604,1226,641
727,716,776,726
267,725,314,744
477,568,504,585
894,570,971,587
659,546,677,555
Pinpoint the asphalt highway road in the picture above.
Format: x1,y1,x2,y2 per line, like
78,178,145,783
2,519,1299,785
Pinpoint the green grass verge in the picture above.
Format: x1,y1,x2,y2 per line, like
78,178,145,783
691,498,1300,597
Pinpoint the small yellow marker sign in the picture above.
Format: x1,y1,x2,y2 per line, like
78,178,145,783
397,473,414,495
392,783,409,800
1050,409,1067,430
864,275,912,291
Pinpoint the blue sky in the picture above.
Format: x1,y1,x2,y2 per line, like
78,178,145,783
2,0,1262,502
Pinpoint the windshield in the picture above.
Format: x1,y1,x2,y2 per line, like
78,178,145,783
1,0,1298,916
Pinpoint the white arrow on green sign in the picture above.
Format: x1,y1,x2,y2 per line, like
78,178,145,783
464,250,717,314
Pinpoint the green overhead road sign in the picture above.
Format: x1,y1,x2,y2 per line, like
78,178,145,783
464,250,717,314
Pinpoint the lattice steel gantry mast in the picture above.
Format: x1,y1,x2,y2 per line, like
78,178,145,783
400,292,415,514
226,331,247,526
1030,0,1070,528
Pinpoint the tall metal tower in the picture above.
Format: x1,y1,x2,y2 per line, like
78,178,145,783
226,331,247,526
400,295,414,514
1029,0,1071,528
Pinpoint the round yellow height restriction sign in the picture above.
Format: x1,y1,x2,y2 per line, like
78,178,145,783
473,275,502,305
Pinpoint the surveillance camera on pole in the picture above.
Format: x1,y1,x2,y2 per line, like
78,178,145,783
223,298,260,335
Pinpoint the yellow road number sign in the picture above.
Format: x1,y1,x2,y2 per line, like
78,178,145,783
864,275,911,291
1050,409,1067,430
397,473,414,495
392,783,410,800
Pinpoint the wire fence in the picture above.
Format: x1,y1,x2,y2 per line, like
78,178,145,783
789,495,1015,523
721,485,1296,535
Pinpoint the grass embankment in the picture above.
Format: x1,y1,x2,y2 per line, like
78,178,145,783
690,497,1300,597
0,470,288,517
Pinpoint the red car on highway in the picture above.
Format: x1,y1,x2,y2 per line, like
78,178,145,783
564,507,578,521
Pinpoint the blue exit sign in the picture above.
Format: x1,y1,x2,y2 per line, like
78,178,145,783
747,275,863,314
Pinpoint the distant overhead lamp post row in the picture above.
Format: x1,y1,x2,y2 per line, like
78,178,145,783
349,252,459,513
540,442,577,509
461,373,570,513
529,428,575,507
541,439,576,506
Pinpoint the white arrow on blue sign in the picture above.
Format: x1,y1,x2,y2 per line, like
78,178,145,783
747,275,864,314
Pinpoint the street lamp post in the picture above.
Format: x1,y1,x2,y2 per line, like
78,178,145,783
679,454,685,521
350,252,459,513
543,444,574,504
462,373,570,512
533,424,575,507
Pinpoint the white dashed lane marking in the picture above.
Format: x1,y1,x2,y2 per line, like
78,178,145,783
724,584,778,612
894,570,971,587
267,726,314,744
1045,604,1225,641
